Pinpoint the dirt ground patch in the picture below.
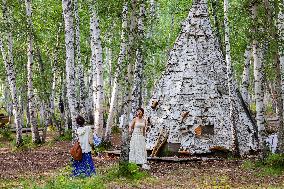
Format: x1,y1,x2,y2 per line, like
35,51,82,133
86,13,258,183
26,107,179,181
0,133,284,188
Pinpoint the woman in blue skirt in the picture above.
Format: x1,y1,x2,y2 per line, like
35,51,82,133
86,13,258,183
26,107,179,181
71,115,96,177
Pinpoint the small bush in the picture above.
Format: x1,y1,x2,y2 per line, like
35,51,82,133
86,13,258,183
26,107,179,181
117,162,149,180
55,130,72,142
12,135,40,150
263,154,284,171
0,127,13,141
111,126,121,134
241,160,255,170
95,140,112,153
242,154,284,176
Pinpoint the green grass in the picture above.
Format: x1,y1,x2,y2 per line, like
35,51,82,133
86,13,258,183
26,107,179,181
242,154,284,176
5,163,150,189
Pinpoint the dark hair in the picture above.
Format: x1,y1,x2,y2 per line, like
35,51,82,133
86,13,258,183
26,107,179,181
136,107,144,115
76,115,85,126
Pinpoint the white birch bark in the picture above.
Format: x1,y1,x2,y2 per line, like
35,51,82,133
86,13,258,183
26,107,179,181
86,69,95,124
106,45,112,101
130,1,145,118
62,0,78,136
25,0,40,143
224,0,240,155
0,38,22,145
50,26,61,123
277,1,284,153
252,4,265,150
90,1,104,138
1,0,22,145
105,3,128,140
74,0,87,118
241,46,252,105
150,0,155,17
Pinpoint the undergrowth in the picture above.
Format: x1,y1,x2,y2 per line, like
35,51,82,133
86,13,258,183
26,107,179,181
242,154,284,176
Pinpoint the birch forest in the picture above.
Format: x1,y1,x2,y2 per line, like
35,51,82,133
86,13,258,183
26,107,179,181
1,0,284,188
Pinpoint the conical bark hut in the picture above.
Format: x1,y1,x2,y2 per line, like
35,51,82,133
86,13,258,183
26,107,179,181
145,0,258,156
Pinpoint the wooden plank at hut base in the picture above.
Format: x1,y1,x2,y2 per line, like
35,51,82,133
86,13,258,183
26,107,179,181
103,150,121,156
150,128,169,157
10,128,44,132
147,156,224,162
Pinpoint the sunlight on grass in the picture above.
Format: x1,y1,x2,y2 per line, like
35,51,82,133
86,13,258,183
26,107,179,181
2,163,151,189
242,154,284,177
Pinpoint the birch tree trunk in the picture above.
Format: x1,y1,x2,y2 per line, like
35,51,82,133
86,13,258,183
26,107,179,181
86,69,94,124
130,0,146,118
62,0,78,137
224,0,240,156
241,46,252,105
105,2,128,141
211,0,225,55
90,1,104,138
277,1,284,153
120,0,138,163
0,39,23,145
25,0,40,143
252,3,265,152
106,45,112,103
74,0,87,118
1,0,22,145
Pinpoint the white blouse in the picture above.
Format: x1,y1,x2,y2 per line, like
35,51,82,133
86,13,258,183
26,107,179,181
77,126,92,153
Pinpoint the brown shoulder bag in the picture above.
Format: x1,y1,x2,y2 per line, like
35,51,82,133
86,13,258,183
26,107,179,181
70,141,82,161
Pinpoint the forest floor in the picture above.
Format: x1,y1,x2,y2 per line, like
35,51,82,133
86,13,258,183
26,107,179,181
0,131,284,189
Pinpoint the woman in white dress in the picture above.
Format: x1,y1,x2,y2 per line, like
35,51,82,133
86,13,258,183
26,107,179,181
129,108,149,169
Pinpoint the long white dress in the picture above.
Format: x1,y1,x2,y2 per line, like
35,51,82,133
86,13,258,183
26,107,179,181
129,121,147,165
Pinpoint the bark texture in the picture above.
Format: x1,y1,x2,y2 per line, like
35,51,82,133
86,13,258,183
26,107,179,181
252,3,265,150
277,1,284,153
241,46,252,105
90,1,104,138
25,0,40,143
62,0,78,135
105,3,128,140
0,0,22,145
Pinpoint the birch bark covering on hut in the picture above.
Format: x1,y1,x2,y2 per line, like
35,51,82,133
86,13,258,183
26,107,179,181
145,0,257,156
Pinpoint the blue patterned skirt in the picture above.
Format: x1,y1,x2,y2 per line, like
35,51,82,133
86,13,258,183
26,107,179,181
71,152,96,177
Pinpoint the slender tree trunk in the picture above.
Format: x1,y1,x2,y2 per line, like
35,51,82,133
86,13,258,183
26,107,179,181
150,0,155,17
120,0,138,163
86,68,94,124
224,0,240,156
241,46,252,105
277,1,284,153
106,45,112,104
62,0,78,138
90,1,104,138
1,0,22,145
50,26,61,126
0,39,23,145
211,0,225,56
74,0,87,118
25,0,40,143
130,0,145,118
105,3,128,141
252,3,265,153
41,101,51,143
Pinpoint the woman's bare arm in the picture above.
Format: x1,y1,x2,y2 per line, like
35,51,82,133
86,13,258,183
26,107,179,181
129,118,135,135
143,119,147,136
